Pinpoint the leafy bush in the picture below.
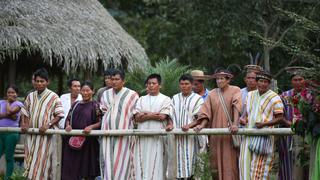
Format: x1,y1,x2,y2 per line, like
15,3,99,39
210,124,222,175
126,57,189,97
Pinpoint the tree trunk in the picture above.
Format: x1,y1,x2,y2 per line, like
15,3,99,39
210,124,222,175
263,47,271,72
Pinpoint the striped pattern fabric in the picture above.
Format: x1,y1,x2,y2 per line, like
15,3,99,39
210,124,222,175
278,89,294,180
100,87,139,180
243,90,283,180
133,93,171,180
21,88,64,180
171,92,204,178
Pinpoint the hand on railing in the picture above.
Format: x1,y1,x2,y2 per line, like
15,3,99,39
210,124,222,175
229,125,238,134
83,126,93,134
65,125,72,132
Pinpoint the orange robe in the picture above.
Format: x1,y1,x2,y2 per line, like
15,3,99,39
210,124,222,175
198,85,242,180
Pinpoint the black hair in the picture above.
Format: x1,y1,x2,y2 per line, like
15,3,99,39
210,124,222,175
111,69,125,80
6,84,19,94
146,73,162,84
195,79,205,83
33,68,49,81
179,74,194,83
67,78,80,88
104,68,115,76
290,74,305,80
81,80,94,90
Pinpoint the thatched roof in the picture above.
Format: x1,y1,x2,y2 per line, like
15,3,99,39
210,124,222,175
0,0,149,73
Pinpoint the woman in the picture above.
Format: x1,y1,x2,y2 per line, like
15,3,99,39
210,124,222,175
61,81,102,180
0,85,23,179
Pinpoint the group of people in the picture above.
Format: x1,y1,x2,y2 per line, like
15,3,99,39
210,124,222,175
0,64,313,180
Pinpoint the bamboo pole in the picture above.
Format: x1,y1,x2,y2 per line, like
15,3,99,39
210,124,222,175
0,127,294,136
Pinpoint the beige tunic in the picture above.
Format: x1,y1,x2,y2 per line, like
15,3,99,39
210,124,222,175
198,85,242,180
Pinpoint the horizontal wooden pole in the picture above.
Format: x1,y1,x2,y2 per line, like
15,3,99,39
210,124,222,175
0,127,294,136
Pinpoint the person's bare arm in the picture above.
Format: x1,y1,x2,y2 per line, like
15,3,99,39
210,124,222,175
193,118,209,132
182,120,199,131
255,113,284,128
83,121,101,134
39,116,62,134
20,115,30,133
135,112,167,123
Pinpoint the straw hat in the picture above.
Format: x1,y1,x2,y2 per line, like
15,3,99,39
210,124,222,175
244,65,263,73
285,66,308,78
191,70,212,80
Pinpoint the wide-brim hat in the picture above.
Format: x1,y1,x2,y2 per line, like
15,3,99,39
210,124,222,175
212,71,234,79
285,66,308,78
244,64,263,73
191,70,212,80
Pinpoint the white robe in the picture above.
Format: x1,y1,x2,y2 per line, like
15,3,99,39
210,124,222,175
133,93,171,180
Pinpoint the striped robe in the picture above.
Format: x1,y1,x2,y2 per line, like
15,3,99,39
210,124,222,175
133,93,171,180
278,89,294,180
245,90,283,180
21,88,64,180
100,87,139,180
239,87,251,180
171,92,204,178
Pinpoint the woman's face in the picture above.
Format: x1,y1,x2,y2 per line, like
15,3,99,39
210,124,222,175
7,87,17,102
216,76,230,88
81,85,94,102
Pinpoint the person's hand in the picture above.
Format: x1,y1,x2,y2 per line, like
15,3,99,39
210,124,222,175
83,126,92,134
229,125,238,134
21,123,29,133
181,125,190,132
39,124,50,134
255,122,265,129
65,125,72,132
194,124,204,133
165,123,173,131
155,113,167,121
239,118,247,126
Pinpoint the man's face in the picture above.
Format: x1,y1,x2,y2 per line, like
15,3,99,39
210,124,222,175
111,74,125,92
216,76,230,88
257,79,270,94
192,80,204,93
179,80,193,95
244,72,257,89
70,80,81,96
291,75,305,91
104,75,112,88
147,78,160,95
35,76,49,92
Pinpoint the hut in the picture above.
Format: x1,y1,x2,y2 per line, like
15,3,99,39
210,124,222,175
0,0,149,95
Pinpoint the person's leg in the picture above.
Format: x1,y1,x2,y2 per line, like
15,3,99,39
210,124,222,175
4,133,19,178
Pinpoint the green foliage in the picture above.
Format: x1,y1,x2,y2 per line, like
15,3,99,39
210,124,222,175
194,152,216,179
125,57,189,97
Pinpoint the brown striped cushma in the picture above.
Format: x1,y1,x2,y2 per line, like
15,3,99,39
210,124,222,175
21,88,64,180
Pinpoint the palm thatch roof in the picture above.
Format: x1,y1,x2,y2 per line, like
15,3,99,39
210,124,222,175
0,0,149,73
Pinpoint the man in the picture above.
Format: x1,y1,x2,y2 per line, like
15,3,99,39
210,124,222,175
59,78,82,129
100,69,139,180
171,74,204,179
239,65,261,180
96,68,114,102
279,68,308,180
240,71,284,180
191,70,212,100
133,74,172,180
191,69,241,180
21,68,64,180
